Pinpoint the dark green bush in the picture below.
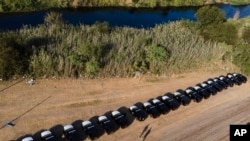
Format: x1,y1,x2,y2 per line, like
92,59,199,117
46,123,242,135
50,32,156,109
0,33,27,79
145,45,170,74
195,5,225,28
132,0,139,4
201,23,238,45
242,27,250,43
233,44,250,75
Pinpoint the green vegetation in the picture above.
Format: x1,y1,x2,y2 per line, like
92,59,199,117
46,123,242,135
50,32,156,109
229,0,250,5
1,5,250,80
190,5,250,75
233,44,250,75
0,12,223,79
1,0,250,13
194,6,239,45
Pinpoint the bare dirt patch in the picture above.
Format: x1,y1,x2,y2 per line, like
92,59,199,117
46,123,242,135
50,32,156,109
0,70,249,141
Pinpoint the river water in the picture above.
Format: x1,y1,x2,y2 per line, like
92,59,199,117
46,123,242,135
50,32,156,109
0,4,249,31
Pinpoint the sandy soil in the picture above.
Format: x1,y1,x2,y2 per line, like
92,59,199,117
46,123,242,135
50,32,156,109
0,70,249,141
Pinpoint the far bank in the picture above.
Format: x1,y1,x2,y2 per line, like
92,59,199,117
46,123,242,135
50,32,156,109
0,0,250,13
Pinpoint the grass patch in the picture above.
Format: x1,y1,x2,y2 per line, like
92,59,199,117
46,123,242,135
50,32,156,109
229,0,250,5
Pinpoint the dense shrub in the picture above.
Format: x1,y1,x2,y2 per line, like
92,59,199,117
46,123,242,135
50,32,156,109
233,44,250,75
201,23,238,45
195,5,225,28
195,6,238,45
0,33,27,79
242,27,250,43
1,0,249,13
0,12,223,79
145,45,169,74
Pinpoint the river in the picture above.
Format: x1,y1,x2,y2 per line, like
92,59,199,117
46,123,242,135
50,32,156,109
0,4,249,31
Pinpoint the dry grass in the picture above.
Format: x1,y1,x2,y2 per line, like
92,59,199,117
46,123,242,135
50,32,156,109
0,69,234,141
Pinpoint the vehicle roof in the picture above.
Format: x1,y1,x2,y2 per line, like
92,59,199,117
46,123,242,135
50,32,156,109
233,73,238,76
129,105,138,110
162,95,170,100
185,89,192,93
98,116,108,121
219,76,225,80
174,92,181,96
207,80,213,84
194,86,201,90
41,130,52,137
64,124,74,131
82,121,92,127
201,83,207,87
112,110,121,116
152,99,160,103
143,102,151,107
22,137,34,141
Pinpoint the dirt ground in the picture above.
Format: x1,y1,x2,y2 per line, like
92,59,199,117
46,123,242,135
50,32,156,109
0,70,249,141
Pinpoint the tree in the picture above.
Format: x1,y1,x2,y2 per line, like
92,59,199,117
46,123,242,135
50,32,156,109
195,6,225,28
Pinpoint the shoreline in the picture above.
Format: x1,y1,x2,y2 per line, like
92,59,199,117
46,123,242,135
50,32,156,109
0,2,249,14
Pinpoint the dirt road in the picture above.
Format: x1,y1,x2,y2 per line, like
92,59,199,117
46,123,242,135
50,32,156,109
0,70,249,141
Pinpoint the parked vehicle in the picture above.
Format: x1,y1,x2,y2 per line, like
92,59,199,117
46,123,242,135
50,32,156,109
219,75,234,87
63,124,77,141
150,99,170,114
227,73,242,85
233,73,247,83
206,80,223,92
41,130,55,141
198,83,217,95
185,88,203,102
143,102,161,118
82,121,98,140
193,86,210,99
173,90,191,106
213,78,228,89
111,111,128,129
98,116,115,134
129,105,147,121
22,137,34,141
161,95,180,110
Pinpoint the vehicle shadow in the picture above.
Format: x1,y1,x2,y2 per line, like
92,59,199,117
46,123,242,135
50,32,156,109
71,120,88,141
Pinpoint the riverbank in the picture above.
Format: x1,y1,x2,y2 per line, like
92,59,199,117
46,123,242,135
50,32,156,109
0,0,249,13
